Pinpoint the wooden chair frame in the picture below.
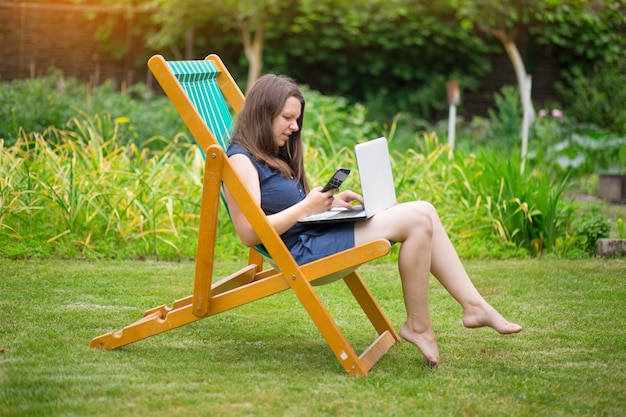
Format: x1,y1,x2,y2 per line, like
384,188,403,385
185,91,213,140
90,54,400,376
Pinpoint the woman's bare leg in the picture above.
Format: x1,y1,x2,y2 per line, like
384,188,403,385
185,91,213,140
419,202,522,334
355,203,440,366
355,201,521,365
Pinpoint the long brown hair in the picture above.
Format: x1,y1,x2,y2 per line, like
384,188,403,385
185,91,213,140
230,74,310,192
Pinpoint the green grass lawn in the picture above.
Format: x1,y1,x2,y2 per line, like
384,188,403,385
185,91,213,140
1,258,624,417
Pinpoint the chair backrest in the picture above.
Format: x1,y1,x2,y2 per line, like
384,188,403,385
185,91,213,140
149,54,245,155
168,60,233,150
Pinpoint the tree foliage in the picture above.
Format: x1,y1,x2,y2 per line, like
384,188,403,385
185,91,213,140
451,0,626,69
536,0,626,68
450,0,626,128
265,0,492,119
80,0,626,121
144,0,285,88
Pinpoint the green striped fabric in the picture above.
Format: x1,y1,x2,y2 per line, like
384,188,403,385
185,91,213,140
167,59,233,150
167,59,271,258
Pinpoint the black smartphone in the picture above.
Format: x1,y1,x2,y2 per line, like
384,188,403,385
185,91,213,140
322,168,351,192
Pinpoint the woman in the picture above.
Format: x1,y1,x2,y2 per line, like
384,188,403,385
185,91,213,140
224,74,522,368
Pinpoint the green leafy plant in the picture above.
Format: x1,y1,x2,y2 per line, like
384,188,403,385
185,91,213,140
486,85,523,145
570,205,612,256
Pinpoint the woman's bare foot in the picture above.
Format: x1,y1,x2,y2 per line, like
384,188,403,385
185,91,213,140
399,322,440,368
462,302,522,334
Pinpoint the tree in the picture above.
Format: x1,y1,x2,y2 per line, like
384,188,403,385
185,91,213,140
145,0,284,90
535,0,626,69
450,0,540,121
227,0,271,90
449,0,626,170
80,0,626,124
146,0,216,59
450,0,626,120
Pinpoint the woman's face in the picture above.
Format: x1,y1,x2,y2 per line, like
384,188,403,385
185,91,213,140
272,96,301,150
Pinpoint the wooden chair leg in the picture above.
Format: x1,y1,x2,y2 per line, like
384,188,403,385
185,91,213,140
90,265,272,350
90,303,201,350
343,271,400,340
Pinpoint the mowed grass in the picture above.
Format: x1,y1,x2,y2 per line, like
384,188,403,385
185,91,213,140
1,258,624,417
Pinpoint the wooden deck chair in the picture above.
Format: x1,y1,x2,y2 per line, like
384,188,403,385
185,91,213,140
90,54,400,376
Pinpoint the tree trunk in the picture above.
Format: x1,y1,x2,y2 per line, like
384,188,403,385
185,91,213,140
245,34,263,91
493,29,536,122
239,13,265,92
491,27,536,172
185,26,194,60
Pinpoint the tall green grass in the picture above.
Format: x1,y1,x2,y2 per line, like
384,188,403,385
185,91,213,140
0,116,206,259
0,113,605,260
386,133,582,258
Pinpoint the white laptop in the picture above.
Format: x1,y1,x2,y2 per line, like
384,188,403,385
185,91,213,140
299,136,396,223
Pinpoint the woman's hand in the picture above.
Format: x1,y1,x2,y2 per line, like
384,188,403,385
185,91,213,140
301,187,336,215
332,190,364,210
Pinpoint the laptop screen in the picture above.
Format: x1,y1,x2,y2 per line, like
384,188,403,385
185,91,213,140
355,137,397,217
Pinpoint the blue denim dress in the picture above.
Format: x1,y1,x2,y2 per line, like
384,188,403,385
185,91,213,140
226,145,355,265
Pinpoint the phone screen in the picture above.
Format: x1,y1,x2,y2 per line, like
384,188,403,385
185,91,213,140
322,168,350,192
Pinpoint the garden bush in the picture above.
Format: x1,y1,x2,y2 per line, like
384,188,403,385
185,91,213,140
569,205,612,256
0,70,187,149
556,58,626,135
0,115,585,261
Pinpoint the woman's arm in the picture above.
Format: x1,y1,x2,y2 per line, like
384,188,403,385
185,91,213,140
224,154,335,247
